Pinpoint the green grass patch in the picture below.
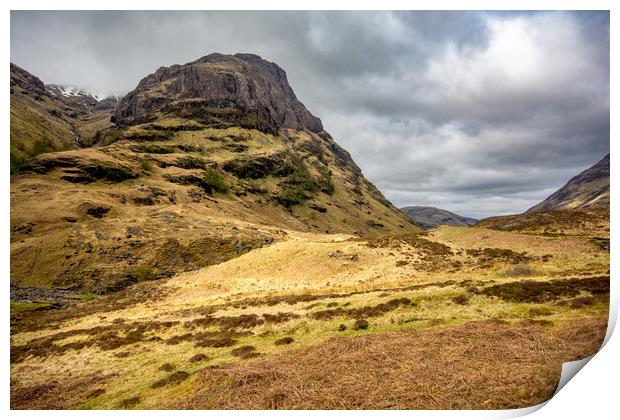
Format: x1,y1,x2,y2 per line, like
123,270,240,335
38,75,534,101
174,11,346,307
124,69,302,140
10,301,53,313
133,264,160,282
203,169,229,193
79,293,98,302
140,160,153,172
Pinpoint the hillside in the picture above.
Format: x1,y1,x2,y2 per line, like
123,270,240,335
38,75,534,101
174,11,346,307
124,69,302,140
11,222,609,409
9,53,609,411
475,207,610,245
10,53,418,293
527,154,609,212
400,206,476,229
10,63,117,172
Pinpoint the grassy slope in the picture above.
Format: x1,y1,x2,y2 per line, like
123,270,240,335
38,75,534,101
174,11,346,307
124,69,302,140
10,95,74,172
528,155,609,212
10,122,417,291
476,208,610,239
75,109,116,145
10,89,115,173
10,217,609,409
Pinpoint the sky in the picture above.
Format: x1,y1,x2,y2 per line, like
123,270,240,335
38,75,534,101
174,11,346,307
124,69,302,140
10,11,610,218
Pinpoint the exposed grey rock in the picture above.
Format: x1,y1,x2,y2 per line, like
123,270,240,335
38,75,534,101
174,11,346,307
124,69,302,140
115,53,323,134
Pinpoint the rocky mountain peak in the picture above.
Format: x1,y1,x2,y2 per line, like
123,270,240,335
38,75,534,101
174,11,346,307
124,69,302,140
114,53,323,134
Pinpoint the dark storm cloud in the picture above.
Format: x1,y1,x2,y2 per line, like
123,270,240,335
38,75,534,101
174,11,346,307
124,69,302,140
10,11,609,218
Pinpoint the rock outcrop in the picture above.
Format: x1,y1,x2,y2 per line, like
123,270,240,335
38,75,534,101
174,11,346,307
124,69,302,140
10,63,46,96
115,53,323,133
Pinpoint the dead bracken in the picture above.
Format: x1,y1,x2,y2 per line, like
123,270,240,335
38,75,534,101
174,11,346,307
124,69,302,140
159,363,175,372
168,318,607,410
465,248,531,267
118,396,141,409
451,295,470,305
353,319,369,330
151,371,190,389
311,297,413,321
190,353,209,363
196,337,239,348
478,276,609,303
184,312,299,330
274,337,294,346
231,345,260,359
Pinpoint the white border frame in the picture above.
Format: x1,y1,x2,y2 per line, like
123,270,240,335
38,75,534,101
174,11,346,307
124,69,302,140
2,2,616,419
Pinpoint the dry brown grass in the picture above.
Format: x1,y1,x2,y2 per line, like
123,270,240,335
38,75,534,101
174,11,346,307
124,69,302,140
476,208,609,239
274,337,294,346
170,317,606,410
10,123,418,292
8,208,609,410
11,373,116,410
478,276,609,303
151,372,190,389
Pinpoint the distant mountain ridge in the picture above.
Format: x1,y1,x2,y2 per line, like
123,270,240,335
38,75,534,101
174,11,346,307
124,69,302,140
10,63,118,172
528,154,609,212
47,84,108,101
400,206,477,229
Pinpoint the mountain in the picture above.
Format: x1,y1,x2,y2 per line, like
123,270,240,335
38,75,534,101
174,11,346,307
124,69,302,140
114,53,323,133
527,154,609,212
10,53,418,293
10,63,118,172
10,55,609,412
47,84,108,102
400,206,477,229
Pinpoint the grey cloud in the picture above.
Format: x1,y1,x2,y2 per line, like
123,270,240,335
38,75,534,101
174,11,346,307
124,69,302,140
10,11,609,219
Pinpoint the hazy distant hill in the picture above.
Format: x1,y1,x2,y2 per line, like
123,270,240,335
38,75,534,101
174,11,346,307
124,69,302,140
400,205,477,229
528,154,609,212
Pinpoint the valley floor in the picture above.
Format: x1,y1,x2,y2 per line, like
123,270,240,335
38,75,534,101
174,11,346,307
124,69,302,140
10,222,610,409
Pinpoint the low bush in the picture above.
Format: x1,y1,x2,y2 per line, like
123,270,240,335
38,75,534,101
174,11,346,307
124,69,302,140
133,264,159,282
140,159,153,172
353,319,369,330
501,264,536,277
203,169,229,193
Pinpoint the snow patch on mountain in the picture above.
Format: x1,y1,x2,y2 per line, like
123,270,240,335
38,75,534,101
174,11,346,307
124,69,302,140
47,84,106,101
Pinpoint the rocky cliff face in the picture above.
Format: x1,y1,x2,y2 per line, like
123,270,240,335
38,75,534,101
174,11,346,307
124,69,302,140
115,53,323,133
528,154,609,212
10,63,46,95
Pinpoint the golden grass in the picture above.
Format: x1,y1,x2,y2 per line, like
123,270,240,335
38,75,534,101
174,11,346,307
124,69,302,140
10,194,609,409
12,315,606,409
10,125,417,291
10,271,609,409
163,317,607,409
